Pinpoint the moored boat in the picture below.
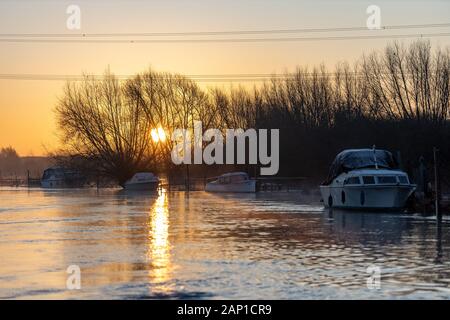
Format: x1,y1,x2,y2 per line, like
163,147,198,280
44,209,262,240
123,172,159,191
320,148,416,210
205,172,256,193
41,166,85,188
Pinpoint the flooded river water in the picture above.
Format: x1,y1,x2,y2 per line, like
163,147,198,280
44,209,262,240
0,188,449,299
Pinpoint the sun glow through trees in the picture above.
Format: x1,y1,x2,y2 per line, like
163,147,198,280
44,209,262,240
151,127,167,143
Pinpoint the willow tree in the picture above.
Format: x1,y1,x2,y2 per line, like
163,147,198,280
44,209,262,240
55,71,158,185
124,70,216,169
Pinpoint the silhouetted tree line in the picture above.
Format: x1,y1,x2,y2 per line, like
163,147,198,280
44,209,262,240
0,146,50,178
55,40,449,185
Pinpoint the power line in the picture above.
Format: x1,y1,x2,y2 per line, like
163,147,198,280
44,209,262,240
1,22,449,38
0,74,297,82
0,72,421,82
0,74,324,82
0,77,274,82
0,32,449,43
0,73,330,78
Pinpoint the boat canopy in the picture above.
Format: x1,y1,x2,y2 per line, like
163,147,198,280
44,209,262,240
42,166,81,180
219,172,248,178
324,149,397,185
128,172,157,182
216,172,250,183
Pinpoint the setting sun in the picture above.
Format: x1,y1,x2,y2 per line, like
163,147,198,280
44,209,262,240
151,127,166,143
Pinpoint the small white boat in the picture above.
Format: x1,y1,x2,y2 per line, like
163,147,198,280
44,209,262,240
205,172,256,193
320,149,416,210
41,166,85,188
41,167,66,188
123,172,159,191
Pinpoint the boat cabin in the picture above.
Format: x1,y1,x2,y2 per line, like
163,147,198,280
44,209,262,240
41,166,86,188
339,169,410,186
128,172,158,183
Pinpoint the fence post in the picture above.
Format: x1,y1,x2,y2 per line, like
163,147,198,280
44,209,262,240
185,164,190,192
433,147,442,221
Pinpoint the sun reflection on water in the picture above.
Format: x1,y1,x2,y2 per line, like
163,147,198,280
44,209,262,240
147,190,172,290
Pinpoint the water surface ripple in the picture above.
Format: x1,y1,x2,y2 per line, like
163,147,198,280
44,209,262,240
0,188,449,299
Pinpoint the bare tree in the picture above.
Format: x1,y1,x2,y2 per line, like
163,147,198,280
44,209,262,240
124,69,215,170
55,70,157,185
0,146,21,177
362,40,449,124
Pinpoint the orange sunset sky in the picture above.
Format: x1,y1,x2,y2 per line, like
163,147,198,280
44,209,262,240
0,0,449,156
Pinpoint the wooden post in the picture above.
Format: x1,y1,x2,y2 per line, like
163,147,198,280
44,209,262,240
186,164,190,192
27,170,30,187
433,147,442,221
418,156,426,213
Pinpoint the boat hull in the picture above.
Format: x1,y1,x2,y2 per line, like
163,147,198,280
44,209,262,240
320,185,415,210
41,178,85,188
41,178,66,188
205,180,256,193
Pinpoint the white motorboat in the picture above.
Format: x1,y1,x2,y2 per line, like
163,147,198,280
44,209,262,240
205,172,256,193
41,167,66,188
41,166,85,188
123,172,159,191
320,149,416,210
